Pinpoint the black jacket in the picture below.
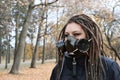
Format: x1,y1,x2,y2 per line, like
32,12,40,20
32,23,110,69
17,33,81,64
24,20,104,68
50,55,120,80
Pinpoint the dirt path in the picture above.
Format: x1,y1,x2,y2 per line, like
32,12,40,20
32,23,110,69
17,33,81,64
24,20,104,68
0,62,56,80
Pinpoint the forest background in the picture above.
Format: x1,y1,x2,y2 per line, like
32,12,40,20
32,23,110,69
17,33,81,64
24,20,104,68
0,0,120,79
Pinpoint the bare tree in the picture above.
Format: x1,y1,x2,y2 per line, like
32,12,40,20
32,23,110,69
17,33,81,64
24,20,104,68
9,1,35,74
30,7,45,67
103,19,120,60
9,0,58,74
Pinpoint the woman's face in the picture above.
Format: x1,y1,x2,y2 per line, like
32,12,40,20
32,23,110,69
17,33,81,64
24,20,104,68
65,22,86,40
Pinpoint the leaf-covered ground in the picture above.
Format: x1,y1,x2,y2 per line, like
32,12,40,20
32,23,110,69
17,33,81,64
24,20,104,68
0,62,56,80
0,60,119,80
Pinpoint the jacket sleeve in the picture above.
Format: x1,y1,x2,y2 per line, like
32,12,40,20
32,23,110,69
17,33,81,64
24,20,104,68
50,64,58,80
110,62,120,80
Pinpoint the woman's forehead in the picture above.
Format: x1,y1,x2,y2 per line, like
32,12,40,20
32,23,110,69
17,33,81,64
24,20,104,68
65,22,83,32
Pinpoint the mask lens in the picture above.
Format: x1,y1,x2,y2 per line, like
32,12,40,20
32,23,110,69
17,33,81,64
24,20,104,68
77,39,90,53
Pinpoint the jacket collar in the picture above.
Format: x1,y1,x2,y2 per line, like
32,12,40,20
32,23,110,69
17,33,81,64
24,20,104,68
64,52,88,67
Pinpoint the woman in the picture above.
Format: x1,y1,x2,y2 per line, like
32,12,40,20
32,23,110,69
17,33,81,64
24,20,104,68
50,14,120,80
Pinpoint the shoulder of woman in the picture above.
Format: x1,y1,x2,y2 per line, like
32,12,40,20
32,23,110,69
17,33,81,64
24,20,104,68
50,64,59,80
100,56,120,78
100,56,120,67
52,64,59,73
100,56,115,64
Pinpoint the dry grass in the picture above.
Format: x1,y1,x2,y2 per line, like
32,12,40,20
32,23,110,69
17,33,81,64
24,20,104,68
0,62,56,80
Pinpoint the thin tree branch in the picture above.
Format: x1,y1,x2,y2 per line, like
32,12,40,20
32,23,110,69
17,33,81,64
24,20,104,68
32,0,58,8
112,37,120,41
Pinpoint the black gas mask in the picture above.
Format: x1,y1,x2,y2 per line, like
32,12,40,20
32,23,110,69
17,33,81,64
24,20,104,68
56,35,91,56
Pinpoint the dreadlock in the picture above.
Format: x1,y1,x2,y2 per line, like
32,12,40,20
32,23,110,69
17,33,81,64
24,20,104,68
56,14,106,80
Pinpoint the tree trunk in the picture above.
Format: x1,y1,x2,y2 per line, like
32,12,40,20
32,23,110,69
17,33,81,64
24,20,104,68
8,35,11,63
9,4,33,74
30,36,40,68
42,36,46,64
23,42,26,62
0,29,2,64
41,8,48,64
0,38,2,64
0,53,1,64
5,23,10,69
5,52,8,69
30,7,45,67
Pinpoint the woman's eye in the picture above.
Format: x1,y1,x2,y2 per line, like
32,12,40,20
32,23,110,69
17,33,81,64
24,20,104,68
73,33,81,36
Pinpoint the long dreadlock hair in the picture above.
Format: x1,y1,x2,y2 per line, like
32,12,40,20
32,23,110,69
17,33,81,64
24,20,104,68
56,14,106,80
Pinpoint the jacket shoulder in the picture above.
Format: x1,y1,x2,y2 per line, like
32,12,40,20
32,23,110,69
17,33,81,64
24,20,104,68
101,56,120,80
50,64,59,80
